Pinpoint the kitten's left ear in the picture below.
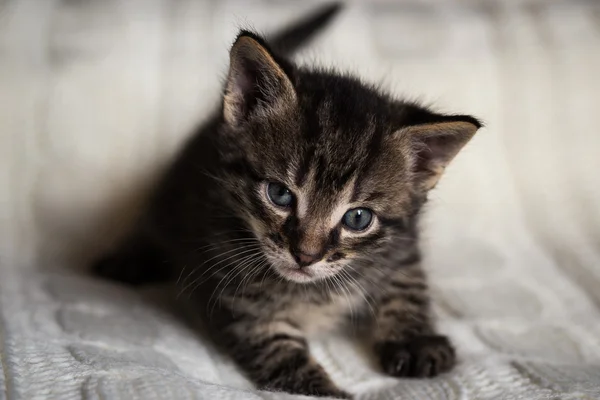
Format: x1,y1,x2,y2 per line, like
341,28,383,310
402,116,482,191
223,32,297,127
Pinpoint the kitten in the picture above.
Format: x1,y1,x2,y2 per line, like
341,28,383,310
94,4,481,398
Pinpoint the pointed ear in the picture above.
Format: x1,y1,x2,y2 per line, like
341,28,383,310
223,32,297,126
403,117,481,191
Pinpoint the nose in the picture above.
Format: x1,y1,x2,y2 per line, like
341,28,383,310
292,250,321,267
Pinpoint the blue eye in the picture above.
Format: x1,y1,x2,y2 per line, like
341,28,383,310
342,208,373,231
267,182,294,207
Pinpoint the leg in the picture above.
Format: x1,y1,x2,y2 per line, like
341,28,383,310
372,266,455,378
216,317,349,398
93,233,172,286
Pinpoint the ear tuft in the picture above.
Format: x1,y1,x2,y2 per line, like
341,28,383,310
223,32,296,126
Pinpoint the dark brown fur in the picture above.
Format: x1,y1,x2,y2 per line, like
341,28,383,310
94,5,481,398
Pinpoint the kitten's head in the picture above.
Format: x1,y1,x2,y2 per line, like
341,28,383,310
216,32,481,283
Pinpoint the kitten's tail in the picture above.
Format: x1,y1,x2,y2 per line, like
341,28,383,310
268,3,342,57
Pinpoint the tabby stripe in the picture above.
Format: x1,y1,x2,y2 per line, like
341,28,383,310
379,291,428,307
379,311,429,329
234,334,305,365
352,231,386,251
261,338,307,362
404,293,429,307
390,280,427,291
224,159,260,181
240,290,270,301
397,252,422,266
382,308,405,319
254,333,307,351
379,216,408,231
365,121,384,167
263,350,310,383
295,145,313,186
314,154,328,184
335,165,357,191
363,191,385,202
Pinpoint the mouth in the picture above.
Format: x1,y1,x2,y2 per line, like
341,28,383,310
276,264,317,283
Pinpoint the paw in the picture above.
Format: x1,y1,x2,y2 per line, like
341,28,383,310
279,384,349,399
378,335,456,378
265,378,350,398
259,367,350,398
298,382,350,399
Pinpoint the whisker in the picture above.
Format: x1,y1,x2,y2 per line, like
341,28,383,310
230,253,265,294
196,243,261,273
188,250,261,302
208,252,264,315
346,263,386,292
341,268,377,321
334,274,355,329
192,249,261,293
190,237,259,253
178,228,255,243
178,242,261,290
176,265,187,287
178,245,262,296
259,263,273,289
208,251,262,298
232,257,268,309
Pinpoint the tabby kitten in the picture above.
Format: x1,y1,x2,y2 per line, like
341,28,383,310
94,4,481,398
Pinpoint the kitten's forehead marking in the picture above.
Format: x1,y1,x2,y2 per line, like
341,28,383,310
295,167,316,219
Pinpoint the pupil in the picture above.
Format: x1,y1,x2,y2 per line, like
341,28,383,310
343,208,372,231
268,182,293,207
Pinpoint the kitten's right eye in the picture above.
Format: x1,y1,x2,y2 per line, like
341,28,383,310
267,182,294,208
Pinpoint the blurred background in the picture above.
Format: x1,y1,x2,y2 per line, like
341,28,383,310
1,0,599,398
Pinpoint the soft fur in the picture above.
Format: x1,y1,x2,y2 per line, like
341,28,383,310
94,5,481,398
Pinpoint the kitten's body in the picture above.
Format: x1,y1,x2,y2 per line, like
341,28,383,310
95,5,480,398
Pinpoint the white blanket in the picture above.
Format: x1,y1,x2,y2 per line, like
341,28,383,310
2,0,600,399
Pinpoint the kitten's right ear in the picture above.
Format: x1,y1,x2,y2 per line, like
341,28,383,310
223,32,297,127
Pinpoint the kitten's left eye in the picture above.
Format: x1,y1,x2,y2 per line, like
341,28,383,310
342,208,373,231
267,182,294,208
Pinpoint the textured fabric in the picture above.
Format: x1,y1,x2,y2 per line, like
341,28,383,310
1,0,600,399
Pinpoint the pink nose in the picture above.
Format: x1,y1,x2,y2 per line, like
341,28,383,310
293,251,321,267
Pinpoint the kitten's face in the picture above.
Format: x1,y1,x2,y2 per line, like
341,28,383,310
224,79,414,283
218,33,480,284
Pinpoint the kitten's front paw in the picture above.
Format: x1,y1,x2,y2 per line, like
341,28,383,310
266,380,350,399
378,335,455,378
297,383,349,399
260,371,350,398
